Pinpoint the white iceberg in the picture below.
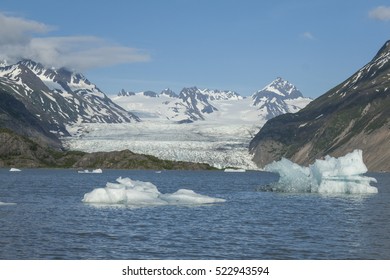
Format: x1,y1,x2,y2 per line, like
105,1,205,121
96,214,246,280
9,168,21,172
224,168,246,172
82,177,226,207
263,149,378,194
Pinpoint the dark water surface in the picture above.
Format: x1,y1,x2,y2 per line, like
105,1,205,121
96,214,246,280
0,169,389,259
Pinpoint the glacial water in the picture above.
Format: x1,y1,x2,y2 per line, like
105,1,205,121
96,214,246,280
1,169,390,259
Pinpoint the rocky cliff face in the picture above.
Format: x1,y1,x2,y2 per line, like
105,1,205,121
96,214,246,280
249,41,390,172
0,90,62,148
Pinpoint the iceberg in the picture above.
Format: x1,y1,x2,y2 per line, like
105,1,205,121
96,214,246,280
263,150,378,194
224,168,246,172
9,168,21,172
82,177,226,207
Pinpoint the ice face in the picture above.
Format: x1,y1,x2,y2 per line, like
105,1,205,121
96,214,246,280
264,150,378,194
82,177,226,207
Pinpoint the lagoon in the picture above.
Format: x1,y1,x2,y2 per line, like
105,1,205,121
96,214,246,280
1,169,389,259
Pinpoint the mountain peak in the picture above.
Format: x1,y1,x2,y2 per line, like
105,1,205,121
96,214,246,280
160,88,178,98
373,40,390,60
251,77,304,108
330,40,390,99
250,77,309,120
199,88,243,101
0,59,9,67
0,59,139,138
258,77,303,99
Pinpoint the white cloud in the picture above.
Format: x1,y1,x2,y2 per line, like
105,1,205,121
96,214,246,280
369,6,390,21
0,12,52,45
0,12,151,70
26,37,151,70
301,32,315,40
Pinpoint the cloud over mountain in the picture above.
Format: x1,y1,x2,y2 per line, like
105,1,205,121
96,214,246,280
0,12,151,70
369,6,390,21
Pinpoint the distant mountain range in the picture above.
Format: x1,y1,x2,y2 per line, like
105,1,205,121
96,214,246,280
249,40,390,172
0,58,312,169
114,78,311,123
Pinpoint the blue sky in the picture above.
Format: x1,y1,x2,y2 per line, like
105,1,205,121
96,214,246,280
0,0,389,97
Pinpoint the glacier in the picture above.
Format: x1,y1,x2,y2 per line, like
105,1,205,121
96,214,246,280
64,120,261,170
263,150,378,194
82,177,226,207
63,94,270,170
63,78,311,170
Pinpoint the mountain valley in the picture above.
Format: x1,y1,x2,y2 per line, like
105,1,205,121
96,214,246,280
9,40,390,172
0,57,312,169
63,78,311,169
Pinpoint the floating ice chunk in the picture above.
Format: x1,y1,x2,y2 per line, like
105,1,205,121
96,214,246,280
264,150,378,194
264,158,312,192
0,202,16,206
160,189,226,205
224,168,246,172
78,168,103,174
311,150,368,180
82,177,225,207
9,168,21,172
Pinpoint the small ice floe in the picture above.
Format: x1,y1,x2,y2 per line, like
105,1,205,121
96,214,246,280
224,168,246,172
82,177,226,207
9,168,21,172
261,149,378,194
78,168,103,174
0,202,16,206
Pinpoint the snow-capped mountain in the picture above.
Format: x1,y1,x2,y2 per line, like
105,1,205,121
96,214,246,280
118,88,179,98
251,77,310,119
160,88,179,98
177,87,218,121
198,88,242,101
115,87,222,122
0,60,8,67
0,60,138,136
114,78,311,123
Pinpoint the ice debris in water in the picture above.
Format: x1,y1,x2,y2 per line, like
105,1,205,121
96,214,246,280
82,177,226,206
263,149,378,194
0,202,16,206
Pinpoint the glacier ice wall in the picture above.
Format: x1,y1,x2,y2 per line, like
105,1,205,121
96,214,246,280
264,150,378,194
